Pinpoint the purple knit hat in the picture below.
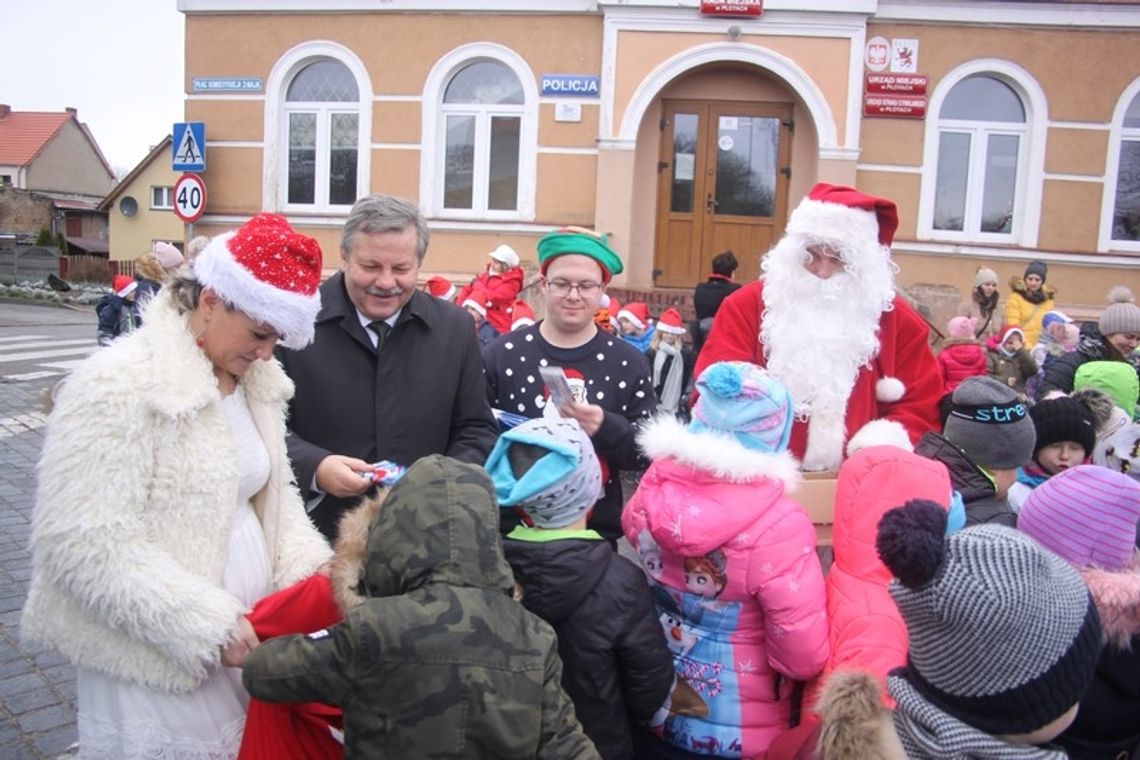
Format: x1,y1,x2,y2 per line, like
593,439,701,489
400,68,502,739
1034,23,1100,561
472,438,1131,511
1018,464,1140,570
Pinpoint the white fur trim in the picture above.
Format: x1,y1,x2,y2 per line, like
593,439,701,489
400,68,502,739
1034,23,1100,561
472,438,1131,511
462,298,486,316
637,415,801,491
875,376,906,403
786,196,883,254
511,317,536,329
846,418,913,457
193,232,321,349
801,409,846,472
656,320,686,335
616,308,645,330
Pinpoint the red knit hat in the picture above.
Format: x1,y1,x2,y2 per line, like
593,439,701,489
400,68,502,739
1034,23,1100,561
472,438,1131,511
510,300,536,330
426,275,456,301
193,213,323,349
786,182,899,248
616,302,651,331
656,307,686,335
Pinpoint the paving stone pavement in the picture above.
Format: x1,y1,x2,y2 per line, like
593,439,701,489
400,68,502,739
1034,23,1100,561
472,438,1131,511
0,376,78,759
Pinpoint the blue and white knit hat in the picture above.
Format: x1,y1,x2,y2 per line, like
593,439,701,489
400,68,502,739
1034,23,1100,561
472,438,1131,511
689,361,794,453
485,418,603,528
877,500,1102,735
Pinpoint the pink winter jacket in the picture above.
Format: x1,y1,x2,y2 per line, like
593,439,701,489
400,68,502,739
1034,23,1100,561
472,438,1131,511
623,417,830,759
821,446,952,705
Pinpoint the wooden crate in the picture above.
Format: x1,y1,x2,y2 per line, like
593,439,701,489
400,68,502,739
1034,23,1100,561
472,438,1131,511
797,471,838,546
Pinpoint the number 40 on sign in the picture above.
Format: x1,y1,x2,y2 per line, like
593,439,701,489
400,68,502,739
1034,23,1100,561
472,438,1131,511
173,173,207,224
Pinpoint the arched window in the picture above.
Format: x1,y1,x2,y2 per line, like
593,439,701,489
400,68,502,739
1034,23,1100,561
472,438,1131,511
931,75,1026,237
440,60,524,214
1109,90,1140,244
284,58,360,209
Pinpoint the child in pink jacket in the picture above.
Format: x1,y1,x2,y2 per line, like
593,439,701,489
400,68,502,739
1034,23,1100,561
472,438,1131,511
623,361,830,758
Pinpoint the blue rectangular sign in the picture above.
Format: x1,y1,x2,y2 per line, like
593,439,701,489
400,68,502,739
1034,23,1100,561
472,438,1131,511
540,74,600,98
192,78,264,92
172,122,206,172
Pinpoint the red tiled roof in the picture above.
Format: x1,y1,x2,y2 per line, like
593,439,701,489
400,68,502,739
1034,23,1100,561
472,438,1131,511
0,111,71,167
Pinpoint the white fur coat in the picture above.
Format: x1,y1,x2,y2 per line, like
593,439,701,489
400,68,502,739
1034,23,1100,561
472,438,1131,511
21,293,331,694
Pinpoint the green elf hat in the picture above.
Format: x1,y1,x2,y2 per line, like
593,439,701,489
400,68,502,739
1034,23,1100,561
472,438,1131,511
537,226,624,283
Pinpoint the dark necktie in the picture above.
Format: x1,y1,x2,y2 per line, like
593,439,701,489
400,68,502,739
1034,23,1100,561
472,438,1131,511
369,320,391,351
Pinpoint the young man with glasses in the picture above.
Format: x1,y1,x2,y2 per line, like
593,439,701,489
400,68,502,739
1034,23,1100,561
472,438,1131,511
482,227,656,543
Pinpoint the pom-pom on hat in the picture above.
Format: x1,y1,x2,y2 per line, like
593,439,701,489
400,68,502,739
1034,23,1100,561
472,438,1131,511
488,244,520,269
616,302,651,331
193,213,323,350
510,300,536,331
656,307,686,335
485,417,604,529
1024,259,1048,282
537,226,623,283
1018,465,1140,571
943,376,1035,469
1029,396,1096,460
426,275,456,301
877,499,1102,736
973,267,998,288
152,241,184,271
946,316,976,340
785,182,899,249
689,361,794,453
1099,286,1140,337
112,274,137,299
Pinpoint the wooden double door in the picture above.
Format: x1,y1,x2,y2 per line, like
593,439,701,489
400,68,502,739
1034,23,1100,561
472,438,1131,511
653,100,794,287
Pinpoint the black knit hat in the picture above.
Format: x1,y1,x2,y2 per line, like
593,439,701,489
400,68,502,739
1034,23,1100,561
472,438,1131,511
877,500,1102,735
1030,397,1096,461
1025,260,1048,282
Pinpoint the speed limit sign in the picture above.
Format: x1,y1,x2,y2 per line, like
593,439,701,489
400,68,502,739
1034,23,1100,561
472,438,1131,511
172,172,207,224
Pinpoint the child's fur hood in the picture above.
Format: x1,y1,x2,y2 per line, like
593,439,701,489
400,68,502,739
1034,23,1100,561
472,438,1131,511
330,490,388,613
816,670,907,760
1081,551,1140,650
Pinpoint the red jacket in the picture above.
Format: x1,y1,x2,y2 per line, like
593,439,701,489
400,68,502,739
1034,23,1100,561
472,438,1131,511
937,339,988,394
455,266,524,334
695,280,942,460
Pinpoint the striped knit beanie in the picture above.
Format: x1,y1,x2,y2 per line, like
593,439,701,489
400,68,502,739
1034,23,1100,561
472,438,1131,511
689,361,794,453
877,500,1102,735
1018,465,1140,571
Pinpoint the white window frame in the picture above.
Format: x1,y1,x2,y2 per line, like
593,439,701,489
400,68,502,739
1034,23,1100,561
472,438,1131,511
151,186,174,210
918,60,1047,247
421,43,538,222
1099,77,1140,252
263,41,372,215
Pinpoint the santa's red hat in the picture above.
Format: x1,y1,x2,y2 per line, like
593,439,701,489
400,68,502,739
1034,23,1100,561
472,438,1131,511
510,300,536,330
427,275,456,301
193,213,323,349
616,302,651,331
786,182,899,249
656,307,686,335
112,274,137,299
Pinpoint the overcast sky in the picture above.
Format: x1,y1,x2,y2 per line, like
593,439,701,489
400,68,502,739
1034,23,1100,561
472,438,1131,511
1,0,185,177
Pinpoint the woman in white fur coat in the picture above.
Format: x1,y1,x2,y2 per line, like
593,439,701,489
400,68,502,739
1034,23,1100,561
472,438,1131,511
21,214,333,759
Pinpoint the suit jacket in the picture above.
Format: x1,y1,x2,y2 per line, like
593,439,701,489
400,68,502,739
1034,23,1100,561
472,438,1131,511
278,274,498,537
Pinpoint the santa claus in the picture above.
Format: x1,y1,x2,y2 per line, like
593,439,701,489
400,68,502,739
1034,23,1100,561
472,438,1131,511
694,183,942,471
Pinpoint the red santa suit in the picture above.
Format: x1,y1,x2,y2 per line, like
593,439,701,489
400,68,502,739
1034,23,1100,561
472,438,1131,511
695,183,942,471
455,244,525,334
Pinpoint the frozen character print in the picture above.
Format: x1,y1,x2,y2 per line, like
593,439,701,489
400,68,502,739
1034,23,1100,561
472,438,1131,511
637,528,666,581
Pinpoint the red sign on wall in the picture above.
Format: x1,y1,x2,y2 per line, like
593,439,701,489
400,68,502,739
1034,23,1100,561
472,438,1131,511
700,0,763,17
865,73,928,95
864,94,927,119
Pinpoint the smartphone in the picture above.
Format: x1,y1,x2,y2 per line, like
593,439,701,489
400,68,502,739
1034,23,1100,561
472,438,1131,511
539,365,575,412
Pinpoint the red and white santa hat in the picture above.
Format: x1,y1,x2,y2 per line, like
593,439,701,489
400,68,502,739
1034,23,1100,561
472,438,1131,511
616,301,651,331
656,307,686,335
427,275,456,301
785,182,899,255
510,300,536,330
112,274,137,299
193,213,323,349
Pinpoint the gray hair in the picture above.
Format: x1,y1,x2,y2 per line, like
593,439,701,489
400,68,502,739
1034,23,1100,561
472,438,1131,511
167,267,205,314
340,194,429,263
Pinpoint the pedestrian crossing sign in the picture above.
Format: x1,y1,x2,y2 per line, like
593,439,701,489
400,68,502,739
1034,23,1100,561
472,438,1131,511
172,122,206,172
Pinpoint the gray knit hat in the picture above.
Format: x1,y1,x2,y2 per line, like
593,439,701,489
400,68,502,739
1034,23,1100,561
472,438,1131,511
485,417,604,529
943,376,1035,469
1098,286,1140,337
877,500,1102,735
973,267,998,288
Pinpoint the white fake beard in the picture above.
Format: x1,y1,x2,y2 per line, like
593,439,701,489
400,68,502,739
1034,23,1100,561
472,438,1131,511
760,234,897,419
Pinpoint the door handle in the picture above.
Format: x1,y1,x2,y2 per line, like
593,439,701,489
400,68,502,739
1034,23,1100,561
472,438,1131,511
706,194,718,213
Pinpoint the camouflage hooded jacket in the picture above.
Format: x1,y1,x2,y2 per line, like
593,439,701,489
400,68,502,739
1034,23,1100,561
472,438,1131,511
242,454,599,759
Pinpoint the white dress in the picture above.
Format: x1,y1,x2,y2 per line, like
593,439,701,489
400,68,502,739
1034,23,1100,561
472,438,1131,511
77,387,273,759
